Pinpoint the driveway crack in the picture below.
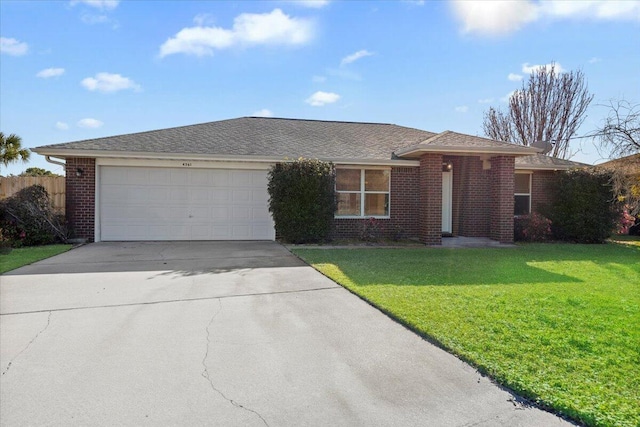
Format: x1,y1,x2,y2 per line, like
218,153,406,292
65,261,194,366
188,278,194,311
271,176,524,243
201,299,269,426
2,311,52,376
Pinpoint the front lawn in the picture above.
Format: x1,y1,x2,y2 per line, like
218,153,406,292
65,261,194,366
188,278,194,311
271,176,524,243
293,241,640,427
0,244,72,274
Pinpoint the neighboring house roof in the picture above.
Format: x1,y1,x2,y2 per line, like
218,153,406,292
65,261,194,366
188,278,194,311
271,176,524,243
395,130,539,158
34,117,539,164
597,153,640,172
515,153,589,170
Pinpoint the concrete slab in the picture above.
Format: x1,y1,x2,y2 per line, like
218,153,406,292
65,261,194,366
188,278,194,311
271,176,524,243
0,241,571,426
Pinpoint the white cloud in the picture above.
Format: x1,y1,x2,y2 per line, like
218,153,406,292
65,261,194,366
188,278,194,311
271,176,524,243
70,0,119,10
81,72,141,93
312,75,326,83
588,57,601,64
478,98,494,104
451,0,640,36
291,0,330,8
80,14,110,24
305,91,340,106
340,49,374,66
508,73,523,81
55,121,70,130
455,105,469,113
193,13,216,26
451,1,539,35
77,118,103,128
0,37,29,56
252,108,274,117
501,90,516,103
522,62,565,74
37,68,65,78
159,9,314,58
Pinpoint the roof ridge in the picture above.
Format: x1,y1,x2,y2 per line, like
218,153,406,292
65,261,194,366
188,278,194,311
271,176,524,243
245,116,396,126
419,130,450,145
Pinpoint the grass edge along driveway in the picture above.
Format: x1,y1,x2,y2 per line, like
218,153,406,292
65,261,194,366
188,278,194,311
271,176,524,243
292,242,640,427
0,244,72,274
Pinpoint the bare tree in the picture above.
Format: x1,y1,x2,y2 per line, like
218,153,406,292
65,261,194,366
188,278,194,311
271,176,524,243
483,63,594,159
592,99,639,158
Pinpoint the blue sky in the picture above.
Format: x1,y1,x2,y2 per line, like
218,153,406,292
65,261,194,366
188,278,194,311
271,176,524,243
1,0,639,176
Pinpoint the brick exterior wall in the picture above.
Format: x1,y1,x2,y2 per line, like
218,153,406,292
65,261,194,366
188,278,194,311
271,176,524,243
531,170,557,214
490,156,515,243
419,153,442,245
331,167,419,240
65,158,95,242
64,156,521,245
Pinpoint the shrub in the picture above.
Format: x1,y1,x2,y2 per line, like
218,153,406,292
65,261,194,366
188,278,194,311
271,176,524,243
544,169,622,243
267,159,336,243
514,212,553,242
0,185,67,247
360,217,385,242
617,208,636,234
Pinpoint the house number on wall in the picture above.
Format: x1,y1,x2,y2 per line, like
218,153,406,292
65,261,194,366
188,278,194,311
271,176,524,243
182,162,192,167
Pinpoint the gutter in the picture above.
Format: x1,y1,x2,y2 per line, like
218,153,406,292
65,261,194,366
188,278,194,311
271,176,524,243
45,155,66,170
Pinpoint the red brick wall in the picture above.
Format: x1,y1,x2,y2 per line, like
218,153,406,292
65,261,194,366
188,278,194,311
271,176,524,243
490,156,515,243
419,153,442,245
65,158,95,242
531,170,557,214
331,167,419,240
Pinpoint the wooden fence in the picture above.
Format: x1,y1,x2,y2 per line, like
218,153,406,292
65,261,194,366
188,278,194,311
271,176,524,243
0,176,66,212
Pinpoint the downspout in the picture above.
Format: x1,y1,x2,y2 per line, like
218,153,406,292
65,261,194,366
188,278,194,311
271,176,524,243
45,155,66,170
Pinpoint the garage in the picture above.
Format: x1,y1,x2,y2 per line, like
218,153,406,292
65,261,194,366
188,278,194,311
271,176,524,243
98,166,275,241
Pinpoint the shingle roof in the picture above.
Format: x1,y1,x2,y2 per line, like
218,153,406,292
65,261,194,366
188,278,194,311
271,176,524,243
35,117,438,161
515,154,590,170
421,131,525,149
394,130,540,158
597,153,640,170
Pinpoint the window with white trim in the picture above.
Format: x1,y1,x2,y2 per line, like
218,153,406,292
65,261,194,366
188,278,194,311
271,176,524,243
514,173,532,215
336,168,390,217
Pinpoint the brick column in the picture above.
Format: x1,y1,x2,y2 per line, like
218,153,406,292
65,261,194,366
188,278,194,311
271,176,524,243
66,158,96,242
490,156,515,243
419,153,442,245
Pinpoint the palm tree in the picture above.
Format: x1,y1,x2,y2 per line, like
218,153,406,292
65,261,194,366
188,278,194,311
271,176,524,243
0,132,30,169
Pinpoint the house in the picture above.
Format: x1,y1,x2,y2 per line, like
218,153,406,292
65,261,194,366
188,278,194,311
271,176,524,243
32,117,585,245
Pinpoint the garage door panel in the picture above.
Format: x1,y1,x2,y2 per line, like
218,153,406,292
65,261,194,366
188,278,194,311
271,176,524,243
231,171,252,186
232,189,252,202
100,166,274,241
148,169,171,184
170,170,188,185
148,187,170,203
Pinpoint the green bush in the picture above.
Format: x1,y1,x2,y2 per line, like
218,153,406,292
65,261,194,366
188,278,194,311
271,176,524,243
545,169,621,243
0,185,67,247
268,159,336,243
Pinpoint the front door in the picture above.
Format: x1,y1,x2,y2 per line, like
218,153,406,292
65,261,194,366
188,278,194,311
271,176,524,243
442,170,452,234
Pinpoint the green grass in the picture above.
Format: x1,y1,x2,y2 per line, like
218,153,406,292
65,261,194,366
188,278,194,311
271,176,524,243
0,244,72,274
293,241,640,427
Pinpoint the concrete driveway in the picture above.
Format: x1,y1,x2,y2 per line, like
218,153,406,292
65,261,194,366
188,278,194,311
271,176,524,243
1,241,570,426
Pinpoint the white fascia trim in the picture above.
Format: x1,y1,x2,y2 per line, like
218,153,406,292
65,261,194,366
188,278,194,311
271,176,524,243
330,158,419,167
33,148,421,167
515,164,580,171
395,145,541,158
95,157,274,170
33,149,282,163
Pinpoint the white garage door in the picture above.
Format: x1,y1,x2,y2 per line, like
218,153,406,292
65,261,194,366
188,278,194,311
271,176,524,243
99,166,275,241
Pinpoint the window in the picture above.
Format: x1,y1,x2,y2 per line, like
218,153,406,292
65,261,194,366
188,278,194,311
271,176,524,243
336,168,390,217
514,173,531,215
